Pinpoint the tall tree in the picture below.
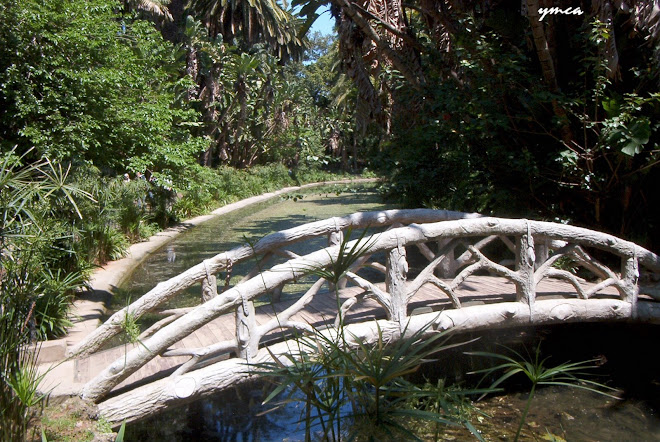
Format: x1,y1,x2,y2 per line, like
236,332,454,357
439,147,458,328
182,0,306,166
125,0,173,20
0,0,204,174
190,0,305,60
293,0,660,246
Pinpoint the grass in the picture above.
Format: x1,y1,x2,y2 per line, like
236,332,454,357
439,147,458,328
34,397,111,442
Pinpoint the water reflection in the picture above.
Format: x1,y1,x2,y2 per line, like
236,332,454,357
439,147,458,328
124,324,660,441
126,381,309,441
114,185,660,440
167,245,176,263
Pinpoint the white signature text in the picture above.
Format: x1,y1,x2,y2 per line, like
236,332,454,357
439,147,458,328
538,6,584,21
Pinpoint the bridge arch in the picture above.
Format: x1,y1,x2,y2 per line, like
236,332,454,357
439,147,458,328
63,210,660,424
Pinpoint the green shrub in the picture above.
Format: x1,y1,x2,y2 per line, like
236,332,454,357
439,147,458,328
170,163,350,221
1,150,90,440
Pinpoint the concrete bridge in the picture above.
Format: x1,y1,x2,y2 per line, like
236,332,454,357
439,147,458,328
38,209,660,425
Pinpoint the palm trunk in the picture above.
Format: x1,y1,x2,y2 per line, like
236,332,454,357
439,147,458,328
526,0,558,90
333,0,422,88
526,0,573,143
201,71,220,167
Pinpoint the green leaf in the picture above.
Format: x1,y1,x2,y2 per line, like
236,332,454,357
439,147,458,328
620,120,651,156
115,421,126,442
601,97,620,118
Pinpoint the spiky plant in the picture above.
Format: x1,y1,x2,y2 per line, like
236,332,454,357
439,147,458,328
1,149,88,440
252,228,484,440
468,343,620,441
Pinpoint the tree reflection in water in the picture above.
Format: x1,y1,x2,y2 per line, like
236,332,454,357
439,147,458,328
126,380,306,441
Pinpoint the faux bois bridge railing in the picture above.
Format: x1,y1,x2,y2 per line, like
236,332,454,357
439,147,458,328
66,209,660,424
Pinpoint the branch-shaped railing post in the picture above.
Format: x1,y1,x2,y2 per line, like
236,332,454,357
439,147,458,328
515,222,536,316
622,253,640,318
535,238,550,270
435,239,456,278
271,283,284,303
386,239,409,324
328,227,344,292
201,260,218,303
69,209,483,358
236,291,257,361
78,216,660,405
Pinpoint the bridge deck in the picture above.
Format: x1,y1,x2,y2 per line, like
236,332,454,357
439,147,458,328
43,276,620,398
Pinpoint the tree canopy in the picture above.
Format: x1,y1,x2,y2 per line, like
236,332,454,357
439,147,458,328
296,0,660,248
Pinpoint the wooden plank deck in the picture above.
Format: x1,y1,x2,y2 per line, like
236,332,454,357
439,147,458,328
73,275,619,395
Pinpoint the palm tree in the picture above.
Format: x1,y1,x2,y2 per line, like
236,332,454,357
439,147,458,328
180,0,307,167
189,0,305,61
294,0,425,140
124,0,173,21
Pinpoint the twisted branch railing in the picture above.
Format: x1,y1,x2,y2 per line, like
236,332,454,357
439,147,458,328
69,209,481,359
73,212,660,424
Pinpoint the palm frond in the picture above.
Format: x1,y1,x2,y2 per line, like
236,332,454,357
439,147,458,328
130,0,173,20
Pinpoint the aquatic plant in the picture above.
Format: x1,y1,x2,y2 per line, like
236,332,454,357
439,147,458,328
255,319,486,440
468,343,620,441
252,228,484,440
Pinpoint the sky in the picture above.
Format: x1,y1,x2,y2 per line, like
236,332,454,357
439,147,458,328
309,6,336,36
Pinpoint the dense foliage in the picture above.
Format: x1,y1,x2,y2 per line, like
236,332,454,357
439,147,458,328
0,1,349,179
292,0,660,249
0,0,205,174
0,2,352,438
0,0,353,268
378,10,660,248
1,152,90,439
